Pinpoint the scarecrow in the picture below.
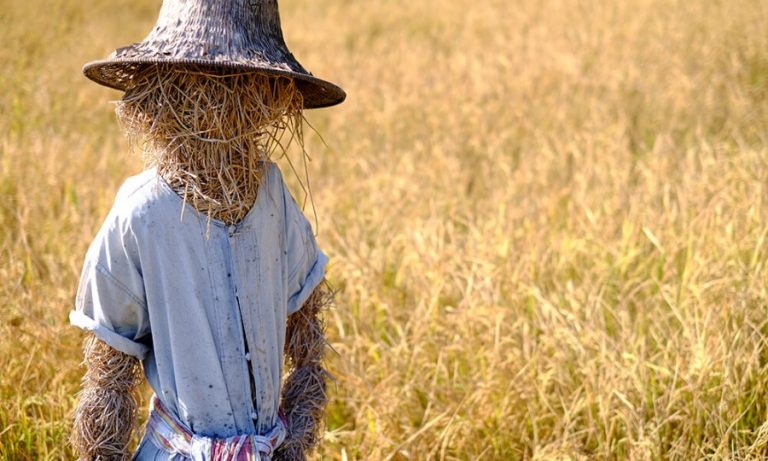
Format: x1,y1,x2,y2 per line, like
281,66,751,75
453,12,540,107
68,1,345,460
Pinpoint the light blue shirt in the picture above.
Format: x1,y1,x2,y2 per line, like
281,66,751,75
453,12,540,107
70,162,327,456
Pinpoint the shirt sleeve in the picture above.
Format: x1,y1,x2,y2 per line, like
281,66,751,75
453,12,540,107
69,213,151,360
282,179,329,316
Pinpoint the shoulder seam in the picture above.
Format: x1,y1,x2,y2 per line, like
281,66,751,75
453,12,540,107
94,262,148,311
119,170,157,202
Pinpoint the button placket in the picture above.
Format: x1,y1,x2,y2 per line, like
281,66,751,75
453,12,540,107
224,226,258,432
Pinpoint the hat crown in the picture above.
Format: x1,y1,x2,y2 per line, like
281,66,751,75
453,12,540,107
132,0,303,73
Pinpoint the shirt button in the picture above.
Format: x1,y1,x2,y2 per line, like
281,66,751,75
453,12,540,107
228,225,237,235
250,412,258,419
245,352,251,361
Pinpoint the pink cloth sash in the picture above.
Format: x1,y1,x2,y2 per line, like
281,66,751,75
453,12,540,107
145,395,287,461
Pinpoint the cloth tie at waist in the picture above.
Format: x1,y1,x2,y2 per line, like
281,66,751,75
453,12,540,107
145,395,287,461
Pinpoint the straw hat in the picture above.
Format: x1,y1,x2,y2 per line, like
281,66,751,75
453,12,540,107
83,0,345,109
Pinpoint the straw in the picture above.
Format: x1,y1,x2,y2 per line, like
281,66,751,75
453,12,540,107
276,280,335,460
115,64,304,225
71,335,142,461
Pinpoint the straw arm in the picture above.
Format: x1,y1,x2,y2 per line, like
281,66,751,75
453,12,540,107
275,279,335,461
71,335,143,461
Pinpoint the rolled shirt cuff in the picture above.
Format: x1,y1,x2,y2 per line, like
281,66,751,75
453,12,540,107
286,251,329,315
69,310,150,360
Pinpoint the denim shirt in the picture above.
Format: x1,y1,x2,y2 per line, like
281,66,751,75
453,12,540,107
70,162,327,448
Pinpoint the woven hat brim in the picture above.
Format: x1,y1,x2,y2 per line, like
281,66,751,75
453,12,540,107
83,58,346,109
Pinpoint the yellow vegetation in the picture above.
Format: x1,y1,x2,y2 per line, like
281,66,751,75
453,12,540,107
1,0,767,459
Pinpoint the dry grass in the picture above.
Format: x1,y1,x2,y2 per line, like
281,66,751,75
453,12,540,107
1,0,767,459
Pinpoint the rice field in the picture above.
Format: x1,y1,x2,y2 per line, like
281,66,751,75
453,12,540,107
1,0,767,459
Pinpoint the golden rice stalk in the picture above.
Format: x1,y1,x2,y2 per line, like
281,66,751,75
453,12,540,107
71,335,142,461
115,64,304,225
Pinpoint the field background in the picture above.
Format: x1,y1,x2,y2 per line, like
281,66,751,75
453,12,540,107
1,0,767,459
